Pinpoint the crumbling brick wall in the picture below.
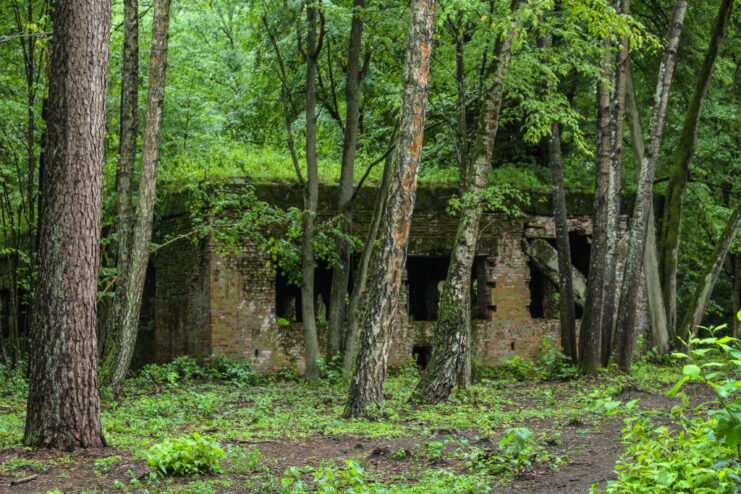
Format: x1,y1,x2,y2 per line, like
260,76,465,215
143,183,646,373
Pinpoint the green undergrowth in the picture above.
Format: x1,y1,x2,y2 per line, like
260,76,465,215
0,353,711,493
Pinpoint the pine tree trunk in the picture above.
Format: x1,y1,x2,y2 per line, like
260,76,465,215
412,8,518,403
302,3,321,380
343,148,394,372
345,0,435,417
600,0,629,366
677,203,741,341
659,0,733,335
100,0,139,377
614,0,689,372
24,0,110,450
327,0,364,359
101,0,171,392
579,37,611,374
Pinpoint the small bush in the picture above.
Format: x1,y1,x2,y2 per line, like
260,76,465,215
594,322,741,493
133,355,260,388
0,361,28,397
203,355,261,386
146,433,226,476
317,353,346,384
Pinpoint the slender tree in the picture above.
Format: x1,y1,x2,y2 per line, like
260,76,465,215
345,0,435,417
327,0,366,360
624,61,670,353
659,0,734,335
579,35,611,374
300,1,324,380
599,0,629,366
677,203,741,341
412,2,520,404
548,121,577,361
342,140,395,372
24,0,110,450
101,0,172,392
613,0,690,372
100,0,138,363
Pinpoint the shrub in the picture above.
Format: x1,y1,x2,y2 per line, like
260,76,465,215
0,361,27,397
203,355,260,387
594,321,741,493
146,433,226,476
132,355,260,388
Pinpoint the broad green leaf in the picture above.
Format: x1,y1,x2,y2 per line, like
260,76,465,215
667,375,689,397
683,364,701,378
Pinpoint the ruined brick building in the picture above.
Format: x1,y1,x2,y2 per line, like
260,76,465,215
134,181,646,372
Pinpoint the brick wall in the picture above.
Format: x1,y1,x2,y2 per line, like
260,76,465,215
146,184,648,373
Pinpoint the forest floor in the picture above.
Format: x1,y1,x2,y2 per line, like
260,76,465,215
0,357,712,494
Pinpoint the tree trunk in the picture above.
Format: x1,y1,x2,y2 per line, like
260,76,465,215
100,0,139,376
625,61,670,353
24,0,110,450
600,0,629,366
412,6,518,404
343,148,394,372
579,36,611,374
345,0,435,417
454,11,468,186
327,0,364,360
548,121,577,360
677,203,741,341
302,3,322,380
614,0,689,372
101,0,171,393
659,0,733,335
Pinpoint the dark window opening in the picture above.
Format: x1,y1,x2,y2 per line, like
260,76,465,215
528,262,545,318
407,256,450,321
528,262,560,319
412,344,433,369
275,271,301,321
569,232,591,277
544,232,590,319
407,256,489,321
471,256,490,320
275,261,337,323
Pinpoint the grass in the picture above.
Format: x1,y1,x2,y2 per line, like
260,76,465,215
0,356,691,493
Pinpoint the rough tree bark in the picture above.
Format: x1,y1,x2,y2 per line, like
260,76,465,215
625,61,670,353
100,0,138,371
659,0,733,335
677,203,741,341
327,0,365,359
101,0,171,392
600,0,629,366
613,0,690,372
579,36,611,374
412,4,519,404
342,148,394,372
24,0,110,450
345,0,435,416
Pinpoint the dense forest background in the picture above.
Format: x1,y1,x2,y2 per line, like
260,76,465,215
0,0,739,364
